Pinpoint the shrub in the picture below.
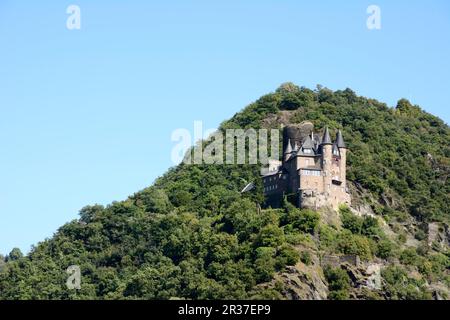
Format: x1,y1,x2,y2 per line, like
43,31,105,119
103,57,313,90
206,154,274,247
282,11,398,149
284,207,320,234
300,251,312,265
399,248,419,266
382,266,432,300
429,253,450,278
294,209,320,234
276,244,299,268
376,239,395,259
340,206,362,234
414,229,427,241
255,225,285,248
336,231,372,260
340,205,383,239
135,187,172,214
324,266,351,300
6,248,23,262
318,225,338,250
361,216,382,238
417,258,433,277
254,247,276,282
398,233,407,244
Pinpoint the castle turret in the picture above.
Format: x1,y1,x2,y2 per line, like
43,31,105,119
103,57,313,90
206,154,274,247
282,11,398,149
336,130,347,190
321,127,332,194
284,138,293,162
322,126,332,145
263,125,350,210
336,130,346,149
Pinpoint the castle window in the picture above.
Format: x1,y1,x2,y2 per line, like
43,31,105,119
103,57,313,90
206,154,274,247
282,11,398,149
301,169,321,176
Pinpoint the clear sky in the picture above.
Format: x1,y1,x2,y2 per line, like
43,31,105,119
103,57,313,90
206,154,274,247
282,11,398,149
0,0,449,255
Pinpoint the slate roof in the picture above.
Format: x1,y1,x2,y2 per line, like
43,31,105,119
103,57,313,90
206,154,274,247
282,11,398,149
336,130,346,148
321,127,332,145
285,138,293,154
281,127,346,161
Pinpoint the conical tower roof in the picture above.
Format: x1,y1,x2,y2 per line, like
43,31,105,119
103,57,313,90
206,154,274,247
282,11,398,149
336,130,346,148
284,139,293,154
301,135,315,149
321,127,332,145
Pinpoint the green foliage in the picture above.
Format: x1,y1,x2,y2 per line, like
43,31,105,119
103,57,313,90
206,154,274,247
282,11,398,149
340,206,363,234
299,251,312,265
414,229,427,241
255,225,285,248
276,244,299,268
0,255,5,272
340,205,383,239
231,85,450,224
132,187,172,214
79,205,105,223
336,231,372,260
399,248,420,266
398,233,407,244
222,198,261,241
324,266,351,300
283,204,319,234
428,253,450,279
382,266,432,300
376,239,396,259
6,248,23,262
1,84,448,300
318,224,338,250
254,247,276,283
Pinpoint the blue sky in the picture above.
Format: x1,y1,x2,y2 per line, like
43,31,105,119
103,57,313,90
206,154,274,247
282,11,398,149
0,0,449,255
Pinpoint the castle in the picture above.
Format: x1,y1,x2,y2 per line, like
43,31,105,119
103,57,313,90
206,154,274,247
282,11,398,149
262,123,351,210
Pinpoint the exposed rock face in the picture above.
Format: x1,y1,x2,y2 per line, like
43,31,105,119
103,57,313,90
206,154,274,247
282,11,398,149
318,207,341,228
429,283,450,300
350,204,375,218
273,264,328,300
365,264,382,290
282,122,314,150
261,110,293,128
428,222,449,248
257,256,328,300
263,253,388,300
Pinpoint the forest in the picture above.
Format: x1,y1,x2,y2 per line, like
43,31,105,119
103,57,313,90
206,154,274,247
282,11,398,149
0,84,448,299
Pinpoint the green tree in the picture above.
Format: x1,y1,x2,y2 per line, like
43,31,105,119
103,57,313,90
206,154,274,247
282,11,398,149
255,225,285,248
7,248,23,261
324,266,351,300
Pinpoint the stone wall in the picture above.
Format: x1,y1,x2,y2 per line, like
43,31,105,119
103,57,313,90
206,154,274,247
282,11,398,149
320,254,360,268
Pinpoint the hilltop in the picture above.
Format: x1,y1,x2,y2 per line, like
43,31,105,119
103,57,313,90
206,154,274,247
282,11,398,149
0,83,449,299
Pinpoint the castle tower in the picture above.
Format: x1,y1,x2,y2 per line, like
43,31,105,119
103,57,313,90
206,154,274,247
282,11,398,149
284,138,293,163
262,124,350,210
321,127,333,194
336,130,347,190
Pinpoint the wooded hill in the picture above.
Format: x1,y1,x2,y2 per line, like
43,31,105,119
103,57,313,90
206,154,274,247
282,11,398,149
1,83,448,299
